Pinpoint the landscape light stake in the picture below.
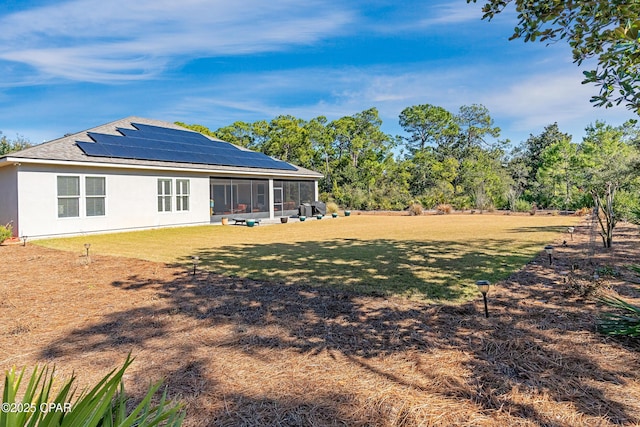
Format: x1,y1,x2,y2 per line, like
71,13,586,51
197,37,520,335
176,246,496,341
476,280,490,318
544,245,554,265
192,256,200,276
567,227,575,241
83,243,91,265
21,235,27,246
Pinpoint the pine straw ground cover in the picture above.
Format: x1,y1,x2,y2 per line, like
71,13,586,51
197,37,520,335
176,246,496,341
0,218,639,425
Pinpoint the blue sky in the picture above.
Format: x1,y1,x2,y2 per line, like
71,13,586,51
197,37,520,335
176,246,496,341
0,0,635,149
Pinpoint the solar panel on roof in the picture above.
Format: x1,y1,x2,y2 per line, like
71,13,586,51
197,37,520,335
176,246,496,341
77,124,298,171
77,142,113,157
115,129,246,154
131,123,213,142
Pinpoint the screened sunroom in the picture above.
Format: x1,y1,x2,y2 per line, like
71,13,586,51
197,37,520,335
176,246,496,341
209,178,316,221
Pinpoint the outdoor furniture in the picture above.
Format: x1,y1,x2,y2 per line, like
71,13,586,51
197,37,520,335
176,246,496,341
311,201,326,215
298,203,312,217
232,218,261,225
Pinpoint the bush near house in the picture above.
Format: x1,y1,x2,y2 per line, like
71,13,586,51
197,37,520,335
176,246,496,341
326,202,339,214
0,223,12,244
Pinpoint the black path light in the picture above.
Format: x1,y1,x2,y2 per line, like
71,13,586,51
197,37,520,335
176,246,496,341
544,245,554,265
567,227,575,240
83,243,91,265
192,256,200,276
476,280,490,318
21,235,27,246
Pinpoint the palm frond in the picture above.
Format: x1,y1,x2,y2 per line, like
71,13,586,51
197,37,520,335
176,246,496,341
598,295,640,337
0,354,184,427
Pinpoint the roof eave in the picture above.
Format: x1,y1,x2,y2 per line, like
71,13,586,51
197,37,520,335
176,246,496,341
0,157,22,169
1,157,323,178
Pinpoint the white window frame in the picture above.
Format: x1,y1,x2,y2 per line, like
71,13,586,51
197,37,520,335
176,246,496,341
176,179,190,212
57,176,80,218
85,176,106,217
158,179,173,212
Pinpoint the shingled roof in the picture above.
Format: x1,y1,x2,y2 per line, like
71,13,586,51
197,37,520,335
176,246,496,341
0,117,322,178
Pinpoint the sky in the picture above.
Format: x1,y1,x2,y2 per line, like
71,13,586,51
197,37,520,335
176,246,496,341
0,0,636,150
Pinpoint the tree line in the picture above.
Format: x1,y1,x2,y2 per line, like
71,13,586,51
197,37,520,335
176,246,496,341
179,105,639,211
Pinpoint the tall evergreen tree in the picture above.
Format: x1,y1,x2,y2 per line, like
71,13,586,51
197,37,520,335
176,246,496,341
399,104,458,152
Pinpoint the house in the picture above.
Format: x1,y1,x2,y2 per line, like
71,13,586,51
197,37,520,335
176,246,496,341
0,117,322,239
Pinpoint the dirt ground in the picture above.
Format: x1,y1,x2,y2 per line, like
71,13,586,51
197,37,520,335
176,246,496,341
1,219,640,426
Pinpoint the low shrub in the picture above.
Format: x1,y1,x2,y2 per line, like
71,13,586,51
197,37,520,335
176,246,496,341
596,265,621,277
326,201,339,214
513,199,531,213
436,203,452,214
0,223,12,244
575,207,592,217
407,202,423,216
451,196,472,211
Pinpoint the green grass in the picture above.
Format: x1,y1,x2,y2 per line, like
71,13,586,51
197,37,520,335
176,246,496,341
36,214,580,303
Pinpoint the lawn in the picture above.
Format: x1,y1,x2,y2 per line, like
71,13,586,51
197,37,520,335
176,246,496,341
4,217,640,426
36,214,581,302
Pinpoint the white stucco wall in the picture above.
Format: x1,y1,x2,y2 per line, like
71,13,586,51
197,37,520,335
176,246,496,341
0,165,19,236
17,164,211,239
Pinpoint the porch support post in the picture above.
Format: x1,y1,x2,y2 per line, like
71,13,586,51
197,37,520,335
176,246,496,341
268,179,274,219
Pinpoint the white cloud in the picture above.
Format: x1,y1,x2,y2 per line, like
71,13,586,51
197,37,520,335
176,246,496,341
482,65,635,140
0,0,354,82
3,57,634,145
360,0,488,34
149,63,491,136
421,0,486,25
158,59,635,144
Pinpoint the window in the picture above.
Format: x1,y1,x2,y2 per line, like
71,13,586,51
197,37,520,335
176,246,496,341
85,177,106,216
57,176,80,218
176,179,190,211
158,179,172,212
